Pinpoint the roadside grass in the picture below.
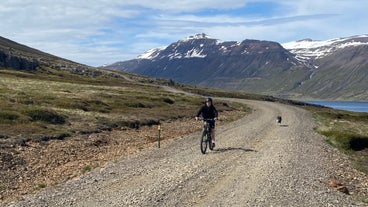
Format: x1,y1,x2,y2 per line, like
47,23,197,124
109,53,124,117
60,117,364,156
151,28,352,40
33,183,48,192
81,164,100,174
306,105,368,174
0,68,247,146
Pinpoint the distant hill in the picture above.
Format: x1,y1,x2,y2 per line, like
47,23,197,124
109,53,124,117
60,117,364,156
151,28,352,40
104,34,368,100
0,36,112,77
0,36,77,69
0,37,41,70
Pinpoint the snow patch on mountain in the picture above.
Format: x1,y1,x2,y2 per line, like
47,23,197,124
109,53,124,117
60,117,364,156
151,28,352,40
137,46,166,59
185,33,212,40
185,48,206,58
282,35,368,60
166,48,207,59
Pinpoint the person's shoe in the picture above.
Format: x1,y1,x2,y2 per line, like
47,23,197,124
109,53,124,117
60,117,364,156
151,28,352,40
212,142,215,148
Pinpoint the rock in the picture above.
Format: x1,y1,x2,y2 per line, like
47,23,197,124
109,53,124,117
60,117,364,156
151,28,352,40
336,186,350,195
0,51,39,70
323,179,350,195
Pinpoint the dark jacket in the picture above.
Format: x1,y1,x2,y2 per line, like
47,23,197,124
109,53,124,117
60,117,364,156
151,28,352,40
196,105,218,119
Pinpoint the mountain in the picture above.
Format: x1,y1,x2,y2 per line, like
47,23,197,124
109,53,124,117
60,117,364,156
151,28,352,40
105,34,310,96
104,34,368,100
282,35,368,63
282,35,368,100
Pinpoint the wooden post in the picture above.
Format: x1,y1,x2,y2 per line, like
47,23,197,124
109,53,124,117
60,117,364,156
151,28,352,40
157,124,161,148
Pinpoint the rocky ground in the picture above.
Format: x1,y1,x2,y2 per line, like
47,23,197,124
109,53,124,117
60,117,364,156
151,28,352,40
1,99,368,206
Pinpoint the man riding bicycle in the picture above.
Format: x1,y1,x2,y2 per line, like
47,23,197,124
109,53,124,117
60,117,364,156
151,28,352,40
195,97,218,148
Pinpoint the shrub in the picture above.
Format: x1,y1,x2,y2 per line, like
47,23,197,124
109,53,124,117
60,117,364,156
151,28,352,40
125,102,151,108
322,130,368,151
37,183,47,189
0,111,19,123
81,165,93,173
24,108,66,124
163,98,175,104
349,137,368,151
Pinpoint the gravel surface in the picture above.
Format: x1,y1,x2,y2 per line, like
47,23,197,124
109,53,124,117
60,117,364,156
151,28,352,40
3,99,366,207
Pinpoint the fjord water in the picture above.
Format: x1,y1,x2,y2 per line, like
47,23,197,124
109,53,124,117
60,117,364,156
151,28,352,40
306,101,368,112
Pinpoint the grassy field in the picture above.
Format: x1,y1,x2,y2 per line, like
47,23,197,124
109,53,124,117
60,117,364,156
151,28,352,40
305,105,368,173
0,67,248,147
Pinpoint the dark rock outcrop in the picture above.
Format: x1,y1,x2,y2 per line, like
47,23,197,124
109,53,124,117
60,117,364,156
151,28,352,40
0,51,39,70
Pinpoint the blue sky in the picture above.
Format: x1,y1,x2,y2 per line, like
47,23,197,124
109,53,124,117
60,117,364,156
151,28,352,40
1,0,367,66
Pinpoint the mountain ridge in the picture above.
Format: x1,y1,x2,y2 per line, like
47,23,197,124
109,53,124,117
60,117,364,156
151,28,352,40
104,34,368,100
282,34,368,67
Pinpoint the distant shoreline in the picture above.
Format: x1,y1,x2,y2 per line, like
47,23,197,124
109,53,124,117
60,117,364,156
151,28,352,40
305,101,368,112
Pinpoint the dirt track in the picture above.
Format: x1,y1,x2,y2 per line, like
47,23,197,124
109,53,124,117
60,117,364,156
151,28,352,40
4,99,366,206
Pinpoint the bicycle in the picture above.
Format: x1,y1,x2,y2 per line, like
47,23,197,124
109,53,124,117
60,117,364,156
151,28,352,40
200,118,215,154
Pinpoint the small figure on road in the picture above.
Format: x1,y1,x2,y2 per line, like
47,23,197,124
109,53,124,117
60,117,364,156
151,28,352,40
276,115,282,124
195,97,218,148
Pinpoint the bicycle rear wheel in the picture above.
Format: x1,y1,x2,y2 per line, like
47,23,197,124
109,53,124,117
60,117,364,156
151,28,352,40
200,132,208,154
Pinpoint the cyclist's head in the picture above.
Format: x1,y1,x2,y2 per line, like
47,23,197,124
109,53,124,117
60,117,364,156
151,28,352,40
205,97,212,106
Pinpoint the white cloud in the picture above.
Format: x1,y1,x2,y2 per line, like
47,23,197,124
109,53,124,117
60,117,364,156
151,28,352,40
122,0,251,12
0,0,368,66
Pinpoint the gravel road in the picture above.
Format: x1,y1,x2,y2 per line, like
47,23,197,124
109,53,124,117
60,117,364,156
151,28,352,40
4,99,365,207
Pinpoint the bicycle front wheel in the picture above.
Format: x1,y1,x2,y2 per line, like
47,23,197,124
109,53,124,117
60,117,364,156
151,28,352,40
208,135,213,151
200,133,208,154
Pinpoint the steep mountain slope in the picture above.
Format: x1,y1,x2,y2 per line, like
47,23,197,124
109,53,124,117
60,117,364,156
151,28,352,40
105,34,368,100
283,35,368,100
291,45,368,100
